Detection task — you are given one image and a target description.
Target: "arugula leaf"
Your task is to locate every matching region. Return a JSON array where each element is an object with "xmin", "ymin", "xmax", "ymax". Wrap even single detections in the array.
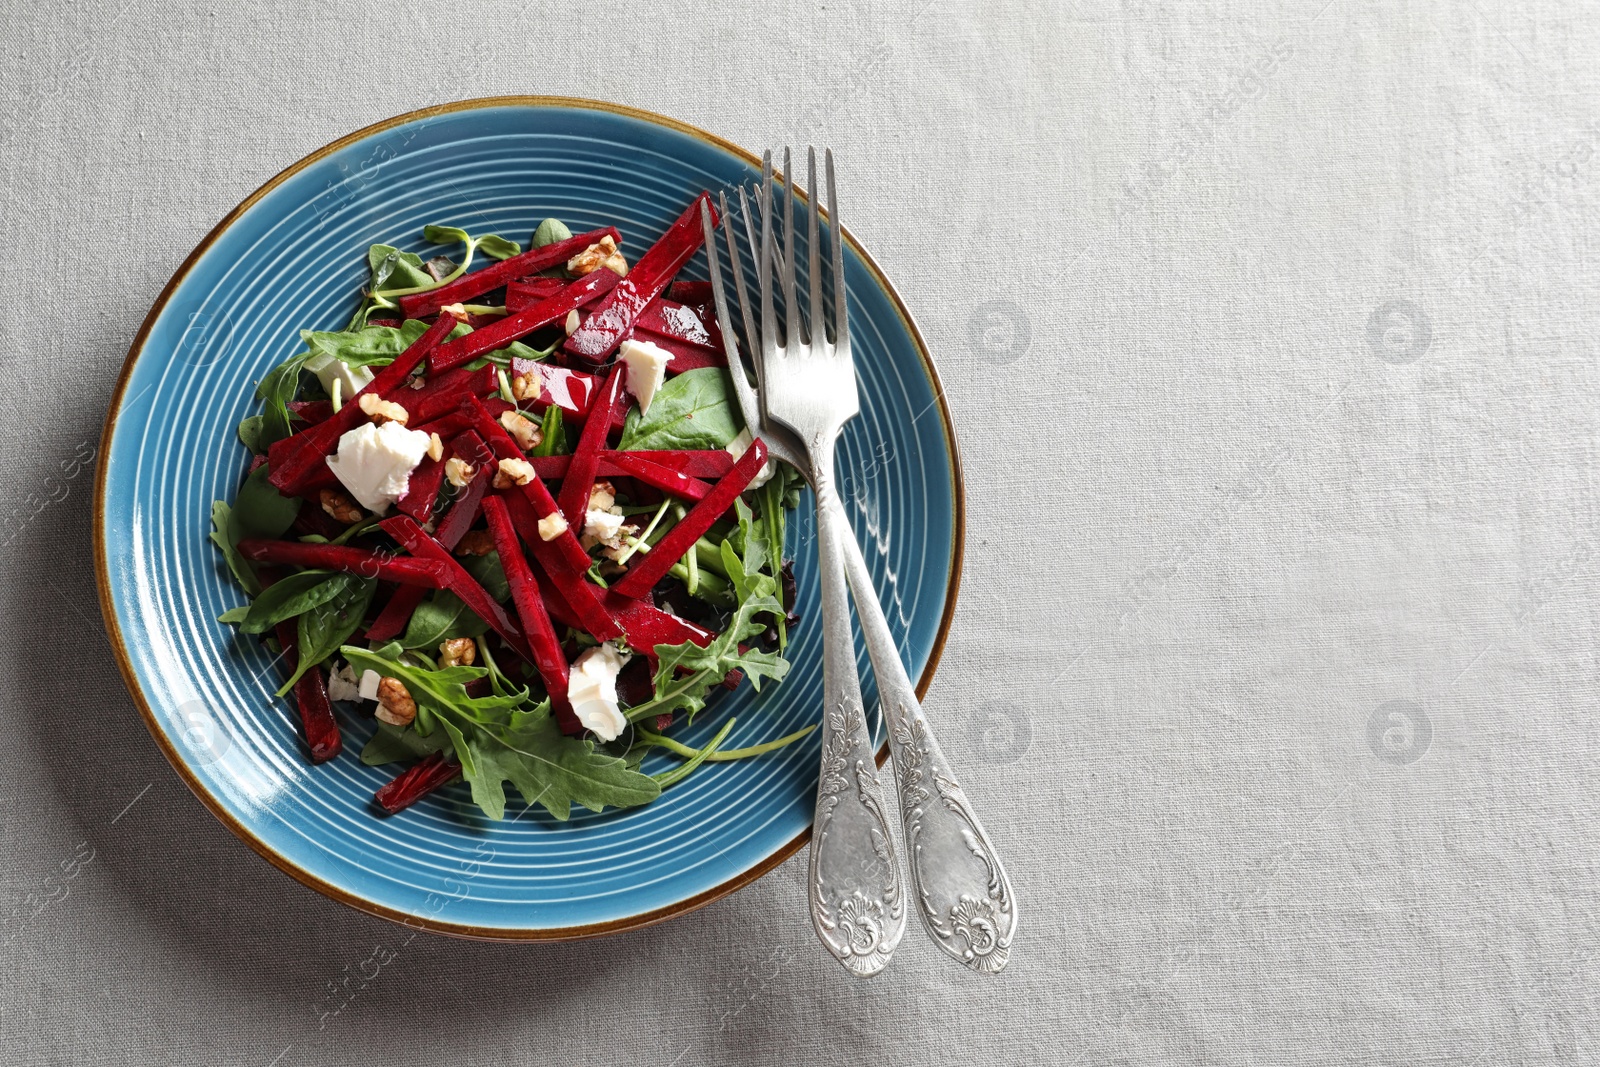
[
  {"xmin": 360, "ymin": 720, "xmax": 451, "ymax": 765},
  {"xmin": 618, "ymin": 368, "xmax": 741, "ymax": 451},
  {"xmin": 477, "ymin": 233, "xmax": 522, "ymax": 260},
  {"xmin": 340, "ymin": 646, "xmax": 659, "ymax": 820},
  {"xmin": 209, "ymin": 500, "xmax": 261, "ymax": 596},
  {"xmin": 232, "ymin": 463, "xmax": 300, "ymax": 540},
  {"xmin": 277, "ymin": 575, "xmax": 376, "ymax": 695},
  {"xmin": 532, "ymin": 218, "xmax": 572, "ymax": 248},
  {"xmin": 239, "ymin": 570, "xmax": 345, "ymax": 635},
  {"xmin": 651, "ymin": 717, "xmax": 736, "ymax": 788},
  {"xmin": 627, "ymin": 590, "xmax": 790, "ymax": 723}
]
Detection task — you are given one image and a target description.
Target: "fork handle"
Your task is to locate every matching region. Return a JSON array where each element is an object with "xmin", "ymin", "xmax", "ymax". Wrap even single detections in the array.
[
  {"xmin": 831, "ymin": 495, "xmax": 1018, "ymax": 973},
  {"xmin": 807, "ymin": 454, "xmax": 906, "ymax": 977}
]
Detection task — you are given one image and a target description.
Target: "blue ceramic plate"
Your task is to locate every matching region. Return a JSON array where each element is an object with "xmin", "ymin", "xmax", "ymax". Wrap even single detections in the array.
[{"xmin": 95, "ymin": 98, "xmax": 963, "ymax": 939}]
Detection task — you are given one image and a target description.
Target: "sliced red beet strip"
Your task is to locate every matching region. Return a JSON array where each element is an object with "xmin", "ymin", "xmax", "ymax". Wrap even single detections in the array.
[
  {"xmin": 431, "ymin": 432, "xmax": 494, "ymax": 551},
  {"xmin": 626, "ymin": 328, "xmax": 725, "ymax": 372},
  {"xmin": 507, "ymin": 358, "xmax": 600, "ymax": 423},
  {"xmin": 611, "ymin": 437, "xmax": 768, "ymax": 598},
  {"xmin": 635, "ymin": 296, "xmax": 723, "ymax": 351},
  {"xmin": 604, "ymin": 451, "xmax": 714, "ymax": 501},
  {"xmin": 270, "ymin": 315, "xmax": 457, "ymax": 493},
  {"xmin": 289, "ymin": 399, "xmax": 333, "ymax": 426},
  {"xmin": 557, "ymin": 364, "xmax": 625, "ymax": 527},
  {"xmin": 482, "ymin": 495, "xmax": 580, "ymax": 734},
  {"xmin": 237, "ymin": 540, "xmax": 451, "ymax": 587},
  {"xmin": 379, "ymin": 515, "xmax": 530, "ymax": 658},
  {"xmin": 397, "ymin": 227, "xmax": 620, "ymax": 319},
  {"xmin": 528, "ymin": 449, "xmax": 734, "ymax": 480},
  {"xmin": 564, "ymin": 194, "xmax": 717, "ymax": 363},
  {"xmin": 505, "ymin": 276, "xmax": 570, "ymax": 312},
  {"xmin": 500, "ymin": 491, "xmax": 622, "ymax": 642},
  {"xmin": 430, "ymin": 270, "xmax": 620, "ymax": 374},
  {"xmin": 666, "ymin": 280, "xmax": 713, "ymax": 305},
  {"xmin": 463, "ymin": 397, "xmax": 592, "ymax": 573},
  {"xmin": 405, "ymin": 364, "xmax": 499, "ymax": 424},
  {"xmin": 411, "ymin": 406, "xmax": 479, "ymax": 441},
  {"xmin": 365, "ymin": 583, "xmax": 428, "ymax": 641},
  {"xmin": 273, "ymin": 621, "xmax": 342, "ymax": 763},
  {"xmin": 374, "ymin": 752, "xmax": 462, "ymax": 814},
  {"xmin": 396, "ymin": 451, "xmax": 447, "ymax": 521}
]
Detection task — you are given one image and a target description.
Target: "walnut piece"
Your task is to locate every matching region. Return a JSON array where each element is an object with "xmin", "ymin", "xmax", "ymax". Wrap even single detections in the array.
[
  {"xmin": 494, "ymin": 457, "xmax": 535, "ymax": 488},
  {"xmin": 374, "ymin": 677, "xmax": 417, "ymax": 726},
  {"xmin": 444, "ymin": 457, "xmax": 475, "ymax": 488},
  {"xmin": 319, "ymin": 488, "xmax": 363, "ymax": 523},
  {"xmin": 500, "ymin": 410, "xmax": 543, "ymax": 452},
  {"xmin": 566, "ymin": 235, "xmax": 628, "ymax": 278},
  {"xmin": 358, "ymin": 392, "xmax": 409, "ymax": 426},
  {"xmin": 454, "ymin": 529, "xmax": 494, "ymax": 557},
  {"xmin": 438, "ymin": 637, "xmax": 477, "ymax": 668}
]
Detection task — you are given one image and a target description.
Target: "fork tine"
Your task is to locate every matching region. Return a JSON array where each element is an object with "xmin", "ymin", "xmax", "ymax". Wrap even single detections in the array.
[
  {"xmin": 780, "ymin": 146, "xmax": 802, "ymax": 353},
  {"xmin": 826, "ymin": 148, "xmax": 848, "ymax": 353},
  {"xmin": 806, "ymin": 147, "xmax": 825, "ymax": 348},
  {"xmin": 727, "ymin": 188, "xmax": 767, "ymax": 404},
  {"xmin": 759, "ymin": 151, "xmax": 777, "ymax": 365},
  {"xmin": 701, "ymin": 197, "xmax": 765, "ymax": 443}
]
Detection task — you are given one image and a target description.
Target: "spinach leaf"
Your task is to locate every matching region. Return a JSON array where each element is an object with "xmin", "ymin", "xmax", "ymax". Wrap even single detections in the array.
[
  {"xmin": 300, "ymin": 318, "xmax": 432, "ymax": 370},
  {"xmin": 617, "ymin": 368, "xmax": 741, "ymax": 451},
  {"xmin": 360, "ymin": 720, "xmax": 451, "ymax": 766},
  {"xmin": 208, "ymin": 500, "xmax": 261, "ymax": 596},
  {"xmin": 341, "ymin": 646, "xmax": 660, "ymax": 820},
  {"xmin": 232, "ymin": 463, "xmax": 300, "ymax": 540},
  {"xmin": 461, "ymin": 551, "xmax": 509, "ymax": 603},
  {"xmin": 277, "ymin": 575, "xmax": 377, "ymax": 695},
  {"xmin": 255, "ymin": 351, "xmax": 312, "ymax": 446},
  {"xmin": 237, "ymin": 414, "xmax": 266, "ymax": 455},
  {"xmin": 532, "ymin": 218, "xmax": 572, "ymax": 248},
  {"xmin": 368, "ymin": 244, "xmax": 432, "ymax": 292},
  {"xmin": 477, "ymin": 233, "xmax": 521, "ymax": 260},
  {"xmin": 239, "ymin": 570, "xmax": 345, "ymax": 635},
  {"xmin": 400, "ymin": 590, "xmax": 489, "ymax": 650},
  {"xmin": 216, "ymin": 605, "xmax": 250, "ymax": 624}
]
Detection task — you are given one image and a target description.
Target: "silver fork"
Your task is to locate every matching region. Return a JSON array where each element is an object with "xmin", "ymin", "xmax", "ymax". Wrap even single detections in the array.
[{"xmin": 701, "ymin": 149, "xmax": 1017, "ymax": 974}]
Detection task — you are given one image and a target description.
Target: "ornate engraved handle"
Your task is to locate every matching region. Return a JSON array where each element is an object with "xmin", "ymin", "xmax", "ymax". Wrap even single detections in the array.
[
  {"xmin": 808, "ymin": 460, "xmax": 905, "ymax": 977},
  {"xmin": 833, "ymin": 496, "xmax": 1017, "ymax": 973}
]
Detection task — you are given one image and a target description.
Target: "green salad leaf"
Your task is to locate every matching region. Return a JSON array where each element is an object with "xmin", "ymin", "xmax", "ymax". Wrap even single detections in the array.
[
  {"xmin": 618, "ymin": 367, "xmax": 741, "ymax": 451},
  {"xmin": 627, "ymin": 588, "xmax": 791, "ymax": 724},
  {"xmin": 239, "ymin": 570, "xmax": 346, "ymax": 635},
  {"xmin": 255, "ymin": 351, "xmax": 313, "ymax": 445},
  {"xmin": 368, "ymin": 244, "xmax": 432, "ymax": 292},
  {"xmin": 400, "ymin": 590, "xmax": 490, "ymax": 650},
  {"xmin": 232, "ymin": 463, "xmax": 300, "ymax": 540},
  {"xmin": 208, "ymin": 500, "xmax": 261, "ymax": 597},
  {"xmin": 300, "ymin": 318, "xmax": 432, "ymax": 370},
  {"xmin": 361, "ymin": 719, "xmax": 452, "ymax": 765},
  {"xmin": 477, "ymin": 233, "xmax": 522, "ymax": 260},
  {"xmin": 532, "ymin": 218, "xmax": 572, "ymax": 248},
  {"xmin": 340, "ymin": 646, "xmax": 660, "ymax": 820},
  {"xmin": 277, "ymin": 575, "xmax": 376, "ymax": 695}
]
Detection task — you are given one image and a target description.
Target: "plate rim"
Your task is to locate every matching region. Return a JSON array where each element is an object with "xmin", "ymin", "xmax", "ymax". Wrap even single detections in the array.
[{"xmin": 93, "ymin": 95, "xmax": 966, "ymax": 941}]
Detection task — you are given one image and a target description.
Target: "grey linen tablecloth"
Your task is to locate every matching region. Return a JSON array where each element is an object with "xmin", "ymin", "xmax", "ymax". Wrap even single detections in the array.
[{"xmin": 4, "ymin": 0, "xmax": 1597, "ymax": 1063}]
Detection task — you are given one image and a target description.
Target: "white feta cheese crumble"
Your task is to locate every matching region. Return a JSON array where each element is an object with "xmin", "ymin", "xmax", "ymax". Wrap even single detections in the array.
[
  {"xmin": 325, "ymin": 420, "xmax": 432, "ymax": 514},
  {"xmin": 725, "ymin": 428, "xmax": 777, "ymax": 490},
  {"xmin": 326, "ymin": 663, "xmax": 362, "ymax": 703},
  {"xmin": 583, "ymin": 508, "xmax": 625, "ymax": 547},
  {"xmin": 304, "ymin": 352, "xmax": 374, "ymax": 403},
  {"xmin": 618, "ymin": 337, "xmax": 673, "ymax": 416},
  {"xmin": 357, "ymin": 669, "xmax": 383, "ymax": 701},
  {"xmin": 567, "ymin": 642, "xmax": 631, "ymax": 741}
]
